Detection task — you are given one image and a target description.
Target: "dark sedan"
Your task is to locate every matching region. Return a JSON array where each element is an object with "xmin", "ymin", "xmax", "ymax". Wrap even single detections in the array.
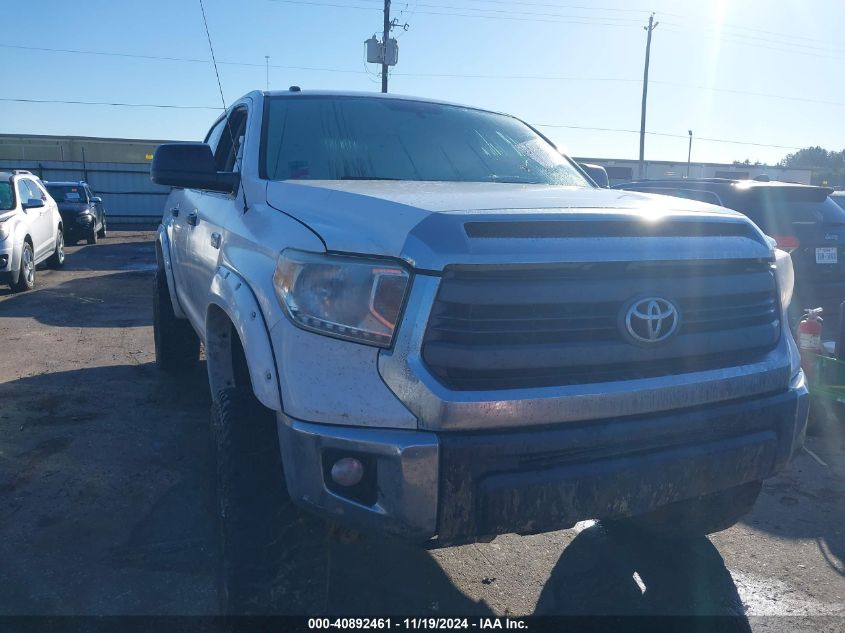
[{"xmin": 44, "ymin": 181, "xmax": 107, "ymax": 245}]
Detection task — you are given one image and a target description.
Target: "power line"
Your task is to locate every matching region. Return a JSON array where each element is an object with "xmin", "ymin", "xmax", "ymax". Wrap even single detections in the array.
[
  {"xmin": 660, "ymin": 25, "xmax": 845, "ymax": 63},
  {"xmin": 0, "ymin": 97, "xmax": 217, "ymax": 109},
  {"xmin": 335, "ymin": 0, "xmax": 643, "ymax": 23},
  {"xmin": 385, "ymin": 0, "xmax": 843, "ymax": 52},
  {"xmin": 532, "ymin": 123, "xmax": 803, "ymax": 150},
  {"xmin": 266, "ymin": 0, "xmax": 639, "ymax": 27},
  {"xmin": 6, "ymin": 42, "xmax": 845, "ymax": 110},
  {"xmin": 268, "ymin": 0, "xmax": 845, "ymax": 54}
]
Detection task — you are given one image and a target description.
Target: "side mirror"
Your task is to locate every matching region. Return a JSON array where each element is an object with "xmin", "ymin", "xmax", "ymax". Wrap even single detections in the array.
[
  {"xmin": 23, "ymin": 198, "xmax": 45, "ymax": 210},
  {"xmin": 151, "ymin": 143, "xmax": 239, "ymax": 194},
  {"xmin": 90, "ymin": 196, "xmax": 103, "ymax": 204},
  {"xmin": 579, "ymin": 162, "xmax": 610, "ymax": 188}
]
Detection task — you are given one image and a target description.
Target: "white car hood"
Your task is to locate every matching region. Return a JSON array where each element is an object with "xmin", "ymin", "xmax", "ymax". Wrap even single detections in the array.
[{"xmin": 265, "ymin": 180, "xmax": 768, "ymax": 270}]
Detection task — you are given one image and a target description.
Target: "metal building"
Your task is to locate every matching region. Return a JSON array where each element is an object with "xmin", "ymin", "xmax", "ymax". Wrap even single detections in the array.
[
  {"xmin": 575, "ymin": 157, "xmax": 814, "ymax": 186},
  {"xmin": 0, "ymin": 134, "xmax": 176, "ymax": 228}
]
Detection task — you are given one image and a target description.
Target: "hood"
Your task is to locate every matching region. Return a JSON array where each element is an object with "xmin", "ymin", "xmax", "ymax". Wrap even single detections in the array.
[
  {"xmin": 265, "ymin": 180, "xmax": 770, "ymax": 270},
  {"xmin": 57, "ymin": 202, "xmax": 93, "ymax": 216}
]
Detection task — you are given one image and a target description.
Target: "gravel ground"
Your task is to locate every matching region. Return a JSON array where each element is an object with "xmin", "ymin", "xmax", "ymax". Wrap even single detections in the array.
[{"xmin": 0, "ymin": 232, "xmax": 843, "ymax": 629}]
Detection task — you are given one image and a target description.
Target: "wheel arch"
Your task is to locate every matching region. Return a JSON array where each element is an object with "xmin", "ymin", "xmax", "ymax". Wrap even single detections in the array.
[
  {"xmin": 155, "ymin": 226, "xmax": 187, "ymax": 319},
  {"xmin": 206, "ymin": 266, "xmax": 282, "ymax": 412}
]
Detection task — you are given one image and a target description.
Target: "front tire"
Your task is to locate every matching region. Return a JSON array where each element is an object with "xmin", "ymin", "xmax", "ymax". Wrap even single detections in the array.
[
  {"xmin": 11, "ymin": 241, "xmax": 35, "ymax": 292},
  {"xmin": 97, "ymin": 215, "xmax": 107, "ymax": 239},
  {"xmin": 153, "ymin": 267, "xmax": 199, "ymax": 371},
  {"xmin": 607, "ymin": 480, "xmax": 763, "ymax": 539},
  {"xmin": 48, "ymin": 230, "xmax": 65, "ymax": 269},
  {"xmin": 213, "ymin": 387, "xmax": 329, "ymax": 614},
  {"xmin": 87, "ymin": 226, "xmax": 98, "ymax": 245}
]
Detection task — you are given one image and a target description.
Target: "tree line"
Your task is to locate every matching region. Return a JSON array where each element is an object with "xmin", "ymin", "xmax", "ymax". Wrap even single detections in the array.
[{"xmin": 735, "ymin": 146, "xmax": 845, "ymax": 187}]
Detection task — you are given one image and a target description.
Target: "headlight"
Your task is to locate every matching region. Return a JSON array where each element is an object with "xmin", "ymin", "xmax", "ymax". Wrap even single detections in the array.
[
  {"xmin": 77, "ymin": 214, "xmax": 93, "ymax": 225},
  {"xmin": 774, "ymin": 247, "xmax": 794, "ymax": 310},
  {"xmin": 273, "ymin": 249, "xmax": 411, "ymax": 347}
]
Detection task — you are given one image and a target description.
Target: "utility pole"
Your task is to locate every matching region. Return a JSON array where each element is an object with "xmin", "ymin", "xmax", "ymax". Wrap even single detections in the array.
[
  {"xmin": 638, "ymin": 13, "xmax": 658, "ymax": 180},
  {"xmin": 265, "ymin": 56, "xmax": 270, "ymax": 91},
  {"xmin": 382, "ymin": 0, "xmax": 391, "ymax": 93},
  {"xmin": 687, "ymin": 130, "xmax": 693, "ymax": 178}
]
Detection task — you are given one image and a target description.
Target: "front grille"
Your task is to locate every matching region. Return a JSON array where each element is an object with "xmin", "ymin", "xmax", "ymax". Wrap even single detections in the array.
[{"xmin": 422, "ymin": 260, "xmax": 780, "ymax": 390}]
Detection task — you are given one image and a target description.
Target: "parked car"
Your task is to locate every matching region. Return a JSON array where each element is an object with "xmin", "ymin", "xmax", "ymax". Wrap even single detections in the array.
[
  {"xmin": 0, "ymin": 170, "xmax": 65, "ymax": 292},
  {"xmin": 151, "ymin": 90, "xmax": 808, "ymax": 613},
  {"xmin": 614, "ymin": 178, "xmax": 845, "ymax": 326},
  {"xmin": 44, "ymin": 181, "xmax": 107, "ymax": 245}
]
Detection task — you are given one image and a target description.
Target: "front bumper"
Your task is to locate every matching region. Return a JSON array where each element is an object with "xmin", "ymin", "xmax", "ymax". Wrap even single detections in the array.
[
  {"xmin": 278, "ymin": 372, "xmax": 809, "ymax": 543},
  {"xmin": 64, "ymin": 221, "xmax": 94, "ymax": 240},
  {"xmin": 0, "ymin": 247, "xmax": 13, "ymax": 284}
]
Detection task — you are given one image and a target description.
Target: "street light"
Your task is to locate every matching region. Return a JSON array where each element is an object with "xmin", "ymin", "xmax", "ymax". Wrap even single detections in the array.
[{"xmin": 687, "ymin": 130, "xmax": 693, "ymax": 178}]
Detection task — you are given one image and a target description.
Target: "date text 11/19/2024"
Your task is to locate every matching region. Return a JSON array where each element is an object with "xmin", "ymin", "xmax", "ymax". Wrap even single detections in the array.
[{"xmin": 308, "ymin": 619, "xmax": 528, "ymax": 630}]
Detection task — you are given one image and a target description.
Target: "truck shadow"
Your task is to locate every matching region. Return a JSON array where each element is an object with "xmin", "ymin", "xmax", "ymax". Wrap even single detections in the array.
[
  {"xmin": 0, "ymin": 270, "xmax": 152, "ymax": 328},
  {"xmin": 536, "ymin": 523, "xmax": 749, "ymax": 622},
  {"xmin": 60, "ymin": 235, "xmax": 156, "ymax": 273}
]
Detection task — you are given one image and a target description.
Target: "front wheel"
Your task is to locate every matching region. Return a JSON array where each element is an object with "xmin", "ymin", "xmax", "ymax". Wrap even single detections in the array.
[
  {"xmin": 213, "ymin": 387, "xmax": 329, "ymax": 614},
  {"xmin": 87, "ymin": 226, "xmax": 98, "ymax": 245},
  {"xmin": 47, "ymin": 230, "xmax": 65, "ymax": 269},
  {"xmin": 606, "ymin": 480, "xmax": 763, "ymax": 539},
  {"xmin": 97, "ymin": 215, "xmax": 107, "ymax": 239},
  {"xmin": 11, "ymin": 241, "xmax": 35, "ymax": 292}
]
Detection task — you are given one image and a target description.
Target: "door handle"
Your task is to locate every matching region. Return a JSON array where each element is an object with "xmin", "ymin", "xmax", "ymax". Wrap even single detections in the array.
[
  {"xmin": 186, "ymin": 211, "xmax": 199, "ymax": 226},
  {"xmin": 210, "ymin": 232, "xmax": 221, "ymax": 249},
  {"xmin": 170, "ymin": 207, "xmax": 180, "ymax": 217}
]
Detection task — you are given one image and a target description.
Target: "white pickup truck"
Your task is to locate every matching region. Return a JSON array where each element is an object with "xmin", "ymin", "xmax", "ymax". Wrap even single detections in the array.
[{"xmin": 151, "ymin": 89, "xmax": 808, "ymax": 613}]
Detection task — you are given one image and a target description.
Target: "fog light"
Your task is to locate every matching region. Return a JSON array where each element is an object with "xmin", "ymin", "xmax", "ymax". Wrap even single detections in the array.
[{"xmin": 330, "ymin": 457, "xmax": 364, "ymax": 487}]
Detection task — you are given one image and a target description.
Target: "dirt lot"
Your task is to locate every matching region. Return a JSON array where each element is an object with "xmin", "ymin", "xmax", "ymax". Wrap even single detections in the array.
[{"xmin": 1, "ymin": 232, "xmax": 843, "ymax": 628}]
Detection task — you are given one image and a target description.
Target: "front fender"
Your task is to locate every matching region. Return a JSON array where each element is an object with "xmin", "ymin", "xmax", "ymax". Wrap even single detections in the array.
[
  {"xmin": 156, "ymin": 225, "xmax": 186, "ymax": 319},
  {"xmin": 6, "ymin": 219, "xmax": 30, "ymax": 275},
  {"xmin": 207, "ymin": 266, "xmax": 282, "ymax": 412}
]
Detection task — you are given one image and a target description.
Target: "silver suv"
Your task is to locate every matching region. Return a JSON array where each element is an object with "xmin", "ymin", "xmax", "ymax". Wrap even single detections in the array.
[
  {"xmin": 151, "ymin": 90, "xmax": 809, "ymax": 613},
  {"xmin": 0, "ymin": 170, "xmax": 65, "ymax": 292}
]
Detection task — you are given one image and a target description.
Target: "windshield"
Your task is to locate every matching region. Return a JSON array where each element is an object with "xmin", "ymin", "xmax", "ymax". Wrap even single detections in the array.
[
  {"xmin": 262, "ymin": 96, "xmax": 591, "ymax": 186},
  {"xmin": 0, "ymin": 182, "xmax": 12, "ymax": 211},
  {"xmin": 46, "ymin": 184, "xmax": 87, "ymax": 203}
]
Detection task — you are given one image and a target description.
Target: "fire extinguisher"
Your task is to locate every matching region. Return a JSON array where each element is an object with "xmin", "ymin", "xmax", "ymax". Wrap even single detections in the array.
[{"xmin": 797, "ymin": 307, "xmax": 823, "ymax": 380}]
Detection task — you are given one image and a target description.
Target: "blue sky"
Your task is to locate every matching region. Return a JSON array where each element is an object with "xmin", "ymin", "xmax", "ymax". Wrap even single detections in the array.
[{"xmin": 2, "ymin": 0, "xmax": 844, "ymax": 165}]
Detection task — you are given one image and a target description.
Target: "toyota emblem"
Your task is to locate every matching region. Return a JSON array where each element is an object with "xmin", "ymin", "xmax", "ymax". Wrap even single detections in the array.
[{"xmin": 623, "ymin": 297, "xmax": 680, "ymax": 344}]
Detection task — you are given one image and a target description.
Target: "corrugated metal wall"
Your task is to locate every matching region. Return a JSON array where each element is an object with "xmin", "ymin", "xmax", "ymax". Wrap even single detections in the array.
[{"xmin": 0, "ymin": 159, "xmax": 166, "ymax": 228}]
